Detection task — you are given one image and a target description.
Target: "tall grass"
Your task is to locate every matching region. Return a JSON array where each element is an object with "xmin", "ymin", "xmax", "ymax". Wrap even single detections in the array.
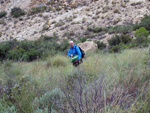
[{"xmin": 0, "ymin": 49, "xmax": 149, "ymax": 112}]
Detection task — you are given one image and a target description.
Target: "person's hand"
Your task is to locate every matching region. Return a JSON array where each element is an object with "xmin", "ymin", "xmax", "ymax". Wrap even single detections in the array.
[{"xmin": 70, "ymin": 54, "xmax": 73, "ymax": 57}]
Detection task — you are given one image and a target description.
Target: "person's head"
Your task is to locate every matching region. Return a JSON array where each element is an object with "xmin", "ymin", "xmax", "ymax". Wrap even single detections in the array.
[{"xmin": 69, "ymin": 41, "xmax": 74, "ymax": 47}]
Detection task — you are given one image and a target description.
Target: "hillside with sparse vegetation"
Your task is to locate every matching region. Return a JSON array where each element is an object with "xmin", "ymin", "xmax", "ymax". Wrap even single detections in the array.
[{"xmin": 0, "ymin": 0, "xmax": 150, "ymax": 112}]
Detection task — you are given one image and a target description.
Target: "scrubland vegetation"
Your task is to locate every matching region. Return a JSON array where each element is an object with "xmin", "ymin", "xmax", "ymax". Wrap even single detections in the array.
[
  {"xmin": 0, "ymin": 48, "xmax": 150, "ymax": 112},
  {"xmin": 0, "ymin": 14, "xmax": 150, "ymax": 62},
  {"xmin": 0, "ymin": 1, "xmax": 150, "ymax": 112}
]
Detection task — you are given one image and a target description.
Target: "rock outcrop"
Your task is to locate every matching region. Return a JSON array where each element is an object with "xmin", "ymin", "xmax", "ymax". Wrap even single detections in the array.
[
  {"xmin": 0, "ymin": 0, "xmax": 150, "ymax": 42},
  {"xmin": 78, "ymin": 41, "xmax": 98, "ymax": 52}
]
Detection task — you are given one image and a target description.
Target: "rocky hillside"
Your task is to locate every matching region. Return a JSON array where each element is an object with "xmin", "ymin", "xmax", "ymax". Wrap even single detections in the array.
[{"xmin": 0, "ymin": 0, "xmax": 150, "ymax": 43}]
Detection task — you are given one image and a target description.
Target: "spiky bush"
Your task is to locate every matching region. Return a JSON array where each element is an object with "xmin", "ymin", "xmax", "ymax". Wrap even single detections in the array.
[
  {"xmin": 92, "ymin": 27, "xmax": 103, "ymax": 33},
  {"xmin": 11, "ymin": 7, "xmax": 25, "ymax": 18},
  {"xmin": 0, "ymin": 11, "xmax": 7, "ymax": 18},
  {"xmin": 28, "ymin": 6, "xmax": 46, "ymax": 15},
  {"xmin": 56, "ymin": 7, "xmax": 62, "ymax": 11}
]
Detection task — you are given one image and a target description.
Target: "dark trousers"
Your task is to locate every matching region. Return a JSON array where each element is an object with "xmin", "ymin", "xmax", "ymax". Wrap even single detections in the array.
[{"xmin": 73, "ymin": 59, "xmax": 83, "ymax": 67}]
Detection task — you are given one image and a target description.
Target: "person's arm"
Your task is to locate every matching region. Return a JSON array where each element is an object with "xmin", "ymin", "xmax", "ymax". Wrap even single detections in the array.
[
  {"xmin": 76, "ymin": 46, "xmax": 81, "ymax": 60},
  {"xmin": 68, "ymin": 48, "xmax": 72, "ymax": 57}
]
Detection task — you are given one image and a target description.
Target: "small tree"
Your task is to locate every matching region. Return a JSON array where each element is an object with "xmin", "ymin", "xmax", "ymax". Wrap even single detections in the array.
[{"xmin": 134, "ymin": 27, "xmax": 149, "ymax": 44}]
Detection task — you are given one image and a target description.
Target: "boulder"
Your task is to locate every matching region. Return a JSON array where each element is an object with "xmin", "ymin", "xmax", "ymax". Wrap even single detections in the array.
[
  {"xmin": 74, "ymin": 12, "xmax": 78, "ymax": 14},
  {"xmin": 77, "ymin": 41, "xmax": 98, "ymax": 52}
]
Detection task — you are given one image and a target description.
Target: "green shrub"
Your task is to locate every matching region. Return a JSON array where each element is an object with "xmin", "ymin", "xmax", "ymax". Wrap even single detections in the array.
[
  {"xmin": 3, "ymin": 59, "xmax": 12, "ymax": 69},
  {"xmin": 79, "ymin": 36, "xmax": 88, "ymax": 43},
  {"xmin": 0, "ymin": 32, "xmax": 2, "ymax": 37},
  {"xmin": 0, "ymin": 20, "xmax": 6, "ymax": 25},
  {"xmin": 108, "ymin": 35, "xmax": 121, "ymax": 46},
  {"xmin": 106, "ymin": 14, "xmax": 150, "ymax": 34},
  {"xmin": 50, "ymin": 0, "xmax": 54, "ymax": 5},
  {"xmin": 56, "ymin": 7, "xmax": 62, "ymax": 11},
  {"xmin": 86, "ymin": 8, "xmax": 90, "ymax": 11},
  {"xmin": 42, "ymin": 25, "xmax": 49, "ymax": 31},
  {"xmin": 119, "ymin": 34, "xmax": 132, "ymax": 44},
  {"xmin": 46, "ymin": 6, "xmax": 52, "ymax": 12},
  {"xmin": 87, "ymin": 27, "xmax": 93, "ymax": 32},
  {"xmin": 109, "ymin": 45, "xmax": 121, "ymax": 52},
  {"xmin": 95, "ymin": 41, "xmax": 106, "ymax": 50},
  {"xmin": 0, "ymin": 100, "xmax": 17, "ymax": 113},
  {"xmin": 28, "ymin": 6, "xmax": 46, "ymax": 15},
  {"xmin": 134, "ymin": 27, "xmax": 149, "ymax": 44},
  {"xmin": 124, "ymin": 0, "xmax": 129, "ymax": 3},
  {"xmin": 11, "ymin": 7, "xmax": 25, "ymax": 18},
  {"xmin": 55, "ymin": 21, "xmax": 65, "ymax": 27},
  {"xmin": 113, "ymin": 9, "xmax": 120, "ymax": 13},
  {"xmin": 0, "ymin": 11, "xmax": 7, "ymax": 18},
  {"xmin": 58, "ymin": 39, "xmax": 69, "ymax": 52},
  {"xmin": 0, "ymin": 36, "xmax": 62, "ymax": 61},
  {"xmin": 0, "ymin": 41, "xmax": 12, "ymax": 61},
  {"xmin": 53, "ymin": 58, "xmax": 67, "ymax": 67},
  {"xmin": 7, "ymin": 47, "xmax": 26, "ymax": 61},
  {"xmin": 109, "ymin": 43, "xmax": 129, "ymax": 53},
  {"xmin": 102, "ymin": 6, "xmax": 110, "ymax": 13},
  {"xmin": 93, "ymin": 27, "xmax": 103, "ymax": 33},
  {"xmin": 11, "ymin": 76, "xmax": 36, "ymax": 112},
  {"xmin": 108, "ymin": 25, "xmax": 133, "ymax": 34},
  {"xmin": 32, "ymin": 88, "xmax": 64, "ymax": 111},
  {"xmin": 113, "ymin": 18, "xmax": 121, "ymax": 25},
  {"xmin": 108, "ymin": 34, "xmax": 132, "ymax": 46},
  {"xmin": 52, "ymin": 21, "xmax": 56, "ymax": 24},
  {"xmin": 19, "ymin": 17, "xmax": 23, "ymax": 21},
  {"xmin": 65, "ymin": 16, "xmax": 73, "ymax": 22},
  {"xmin": 64, "ymin": 6, "xmax": 68, "ymax": 10},
  {"xmin": 131, "ymin": 2, "xmax": 142, "ymax": 6},
  {"xmin": 71, "ymin": 4, "xmax": 77, "ymax": 9},
  {"xmin": 82, "ymin": 17, "xmax": 86, "ymax": 23},
  {"xmin": 140, "ymin": 14, "xmax": 150, "ymax": 30},
  {"xmin": 132, "ymin": 23, "xmax": 141, "ymax": 31}
]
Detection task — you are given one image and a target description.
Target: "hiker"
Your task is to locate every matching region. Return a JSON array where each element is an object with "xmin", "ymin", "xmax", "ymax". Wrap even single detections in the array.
[{"xmin": 68, "ymin": 41, "xmax": 83, "ymax": 67}]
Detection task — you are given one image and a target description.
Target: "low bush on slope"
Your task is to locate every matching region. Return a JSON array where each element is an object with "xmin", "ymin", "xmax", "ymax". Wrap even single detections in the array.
[
  {"xmin": 11, "ymin": 7, "xmax": 25, "ymax": 18},
  {"xmin": 0, "ymin": 11, "xmax": 7, "ymax": 18}
]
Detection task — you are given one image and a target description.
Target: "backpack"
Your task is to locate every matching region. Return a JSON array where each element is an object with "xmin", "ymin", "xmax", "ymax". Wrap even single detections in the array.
[{"xmin": 75, "ymin": 46, "xmax": 85, "ymax": 58}]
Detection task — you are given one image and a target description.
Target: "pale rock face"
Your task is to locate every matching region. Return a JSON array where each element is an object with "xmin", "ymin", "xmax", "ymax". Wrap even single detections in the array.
[
  {"xmin": 0, "ymin": 0, "xmax": 150, "ymax": 42},
  {"xmin": 77, "ymin": 41, "xmax": 98, "ymax": 52},
  {"xmin": 130, "ymin": 0, "xmax": 145, "ymax": 2},
  {"xmin": 42, "ymin": 13, "xmax": 51, "ymax": 18},
  {"xmin": 0, "ymin": 0, "xmax": 31, "ymax": 13}
]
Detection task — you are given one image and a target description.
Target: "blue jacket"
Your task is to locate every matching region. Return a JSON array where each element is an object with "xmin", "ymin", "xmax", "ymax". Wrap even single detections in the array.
[{"xmin": 68, "ymin": 44, "xmax": 81, "ymax": 60}]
